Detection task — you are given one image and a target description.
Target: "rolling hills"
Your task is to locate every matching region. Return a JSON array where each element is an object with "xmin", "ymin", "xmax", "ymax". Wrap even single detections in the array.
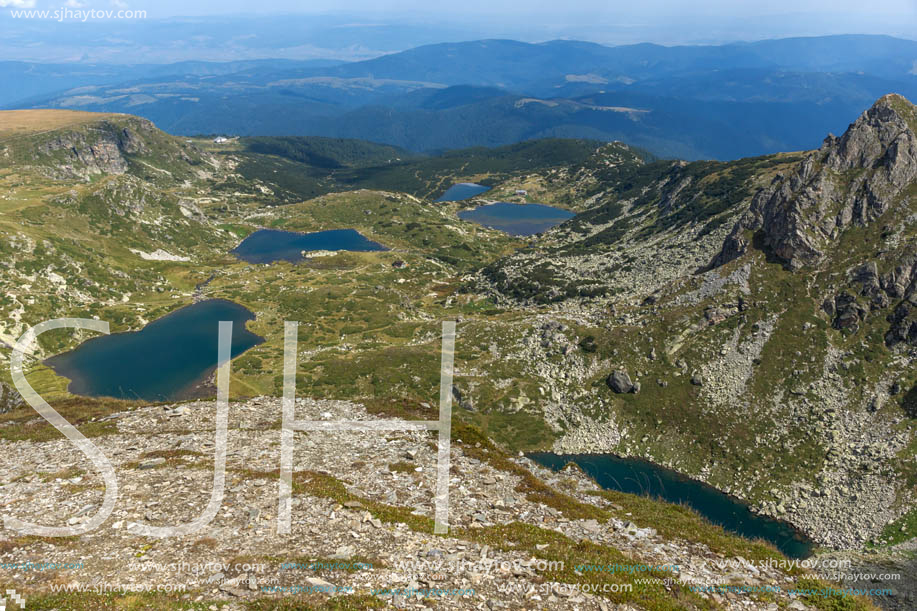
[{"xmin": 11, "ymin": 35, "xmax": 917, "ymax": 159}]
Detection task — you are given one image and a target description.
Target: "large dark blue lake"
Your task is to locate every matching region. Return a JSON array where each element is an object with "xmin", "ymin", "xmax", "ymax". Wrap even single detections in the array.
[
  {"xmin": 45, "ymin": 299, "xmax": 263, "ymax": 402},
  {"xmin": 233, "ymin": 228, "xmax": 386, "ymax": 264},
  {"xmin": 529, "ymin": 452, "xmax": 814, "ymax": 559},
  {"xmin": 435, "ymin": 183, "xmax": 491, "ymax": 202},
  {"xmin": 458, "ymin": 202, "xmax": 574, "ymax": 236}
]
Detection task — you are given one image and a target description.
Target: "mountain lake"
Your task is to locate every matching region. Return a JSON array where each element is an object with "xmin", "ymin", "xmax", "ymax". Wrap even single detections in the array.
[
  {"xmin": 435, "ymin": 183, "xmax": 491, "ymax": 202},
  {"xmin": 530, "ymin": 452, "xmax": 815, "ymax": 558},
  {"xmin": 45, "ymin": 299, "xmax": 263, "ymax": 402},
  {"xmin": 232, "ymin": 228, "xmax": 387, "ymax": 264},
  {"xmin": 458, "ymin": 202, "xmax": 574, "ymax": 236}
]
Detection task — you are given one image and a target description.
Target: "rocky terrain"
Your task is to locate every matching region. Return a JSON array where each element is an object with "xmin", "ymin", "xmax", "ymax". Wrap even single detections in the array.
[
  {"xmin": 477, "ymin": 95, "xmax": 917, "ymax": 551},
  {"xmin": 0, "ymin": 396, "xmax": 882, "ymax": 610}
]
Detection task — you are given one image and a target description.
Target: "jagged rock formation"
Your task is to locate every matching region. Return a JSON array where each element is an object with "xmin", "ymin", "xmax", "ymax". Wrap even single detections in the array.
[
  {"xmin": 714, "ymin": 94, "xmax": 917, "ymax": 271},
  {"xmin": 1, "ymin": 113, "xmax": 211, "ymax": 182},
  {"xmin": 714, "ymin": 94, "xmax": 917, "ymax": 349}
]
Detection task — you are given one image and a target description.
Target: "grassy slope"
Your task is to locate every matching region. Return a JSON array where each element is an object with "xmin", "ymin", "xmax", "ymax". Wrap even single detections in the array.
[{"xmin": 0, "ymin": 110, "xmax": 123, "ymax": 140}]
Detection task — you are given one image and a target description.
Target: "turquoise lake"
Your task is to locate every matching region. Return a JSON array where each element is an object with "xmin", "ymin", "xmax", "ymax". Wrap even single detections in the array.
[
  {"xmin": 529, "ymin": 452, "xmax": 814, "ymax": 559},
  {"xmin": 233, "ymin": 228, "xmax": 386, "ymax": 264},
  {"xmin": 458, "ymin": 202, "xmax": 575, "ymax": 236},
  {"xmin": 45, "ymin": 299, "xmax": 263, "ymax": 402}
]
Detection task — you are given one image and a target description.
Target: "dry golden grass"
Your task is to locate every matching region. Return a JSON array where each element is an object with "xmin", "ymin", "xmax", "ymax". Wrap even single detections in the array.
[{"xmin": 0, "ymin": 109, "xmax": 121, "ymax": 140}]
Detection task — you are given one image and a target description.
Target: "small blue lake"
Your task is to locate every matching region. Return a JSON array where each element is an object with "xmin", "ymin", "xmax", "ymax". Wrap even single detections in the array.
[
  {"xmin": 529, "ymin": 452, "xmax": 814, "ymax": 559},
  {"xmin": 458, "ymin": 202, "xmax": 575, "ymax": 236},
  {"xmin": 435, "ymin": 183, "xmax": 491, "ymax": 202},
  {"xmin": 45, "ymin": 299, "xmax": 263, "ymax": 402},
  {"xmin": 232, "ymin": 228, "xmax": 387, "ymax": 264}
]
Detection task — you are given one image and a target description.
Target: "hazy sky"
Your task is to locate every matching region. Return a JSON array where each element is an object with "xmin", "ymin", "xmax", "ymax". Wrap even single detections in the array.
[
  {"xmin": 1, "ymin": 0, "xmax": 914, "ymax": 63},
  {"xmin": 101, "ymin": 0, "xmax": 917, "ymax": 19},
  {"xmin": 131, "ymin": 0, "xmax": 917, "ymax": 44},
  {"xmin": 3, "ymin": 0, "xmax": 916, "ymax": 21}
]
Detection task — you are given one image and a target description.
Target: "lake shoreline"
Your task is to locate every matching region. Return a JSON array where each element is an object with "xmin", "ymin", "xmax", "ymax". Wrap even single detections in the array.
[
  {"xmin": 232, "ymin": 228, "xmax": 387, "ymax": 264},
  {"xmin": 44, "ymin": 298, "xmax": 264, "ymax": 402},
  {"xmin": 529, "ymin": 451, "xmax": 816, "ymax": 559},
  {"xmin": 458, "ymin": 201, "xmax": 575, "ymax": 236}
]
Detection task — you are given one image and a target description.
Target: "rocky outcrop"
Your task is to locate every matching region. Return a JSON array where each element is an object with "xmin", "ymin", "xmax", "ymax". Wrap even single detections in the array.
[
  {"xmin": 713, "ymin": 94, "xmax": 917, "ymax": 270},
  {"xmin": 886, "ymin": 297, "xmax": 917, "ymax": 348},
  {"xmin": 828, "ymin": 292, "xmax": 869, "ymax": 332},
  {"xmin": 713, "ymin": 95, "xmax": 917, "ymax": 349},
  {"xmin": 822, "ymin": 252, "xmax": 917, "ymax": 347},
  {"xmin": 34, "ymin": 118, "xmax": 156, "ymax": 180},
  {"xmin": 1, "ymin": 114, "xmax": 212, "ymax": 184},
  {"xmin": 881, "ymin": 253, "xmax": 917, "ymax": 300},
  {"xmin": 880, "ymin": 253, "xmax": 917, "ymax": 348},
  {"xmin": 452, "ymin": 384, "xmax": 475, "ymax": 411},
  {"xmin": 0, "ymin": 381, "xmax": 24, "ymax": 414}
]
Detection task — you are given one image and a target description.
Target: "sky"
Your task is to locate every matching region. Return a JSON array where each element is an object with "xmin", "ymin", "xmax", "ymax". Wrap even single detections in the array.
[
  {"xmin": 58, "ymin": 0, "xmax": 917, "ymax": 19},
  {"xmin": 2, "ymin": 0, "xmax": 915, "ymax": 21},
  {"xmin": 0, "ymin": 0, "xmax": 914, "ymax": 63}
]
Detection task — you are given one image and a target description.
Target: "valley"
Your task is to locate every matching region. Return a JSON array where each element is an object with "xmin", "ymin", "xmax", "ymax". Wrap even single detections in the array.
[{"xmin": 0, "ymin": 97, "xmax": 914, "ymax": 609}]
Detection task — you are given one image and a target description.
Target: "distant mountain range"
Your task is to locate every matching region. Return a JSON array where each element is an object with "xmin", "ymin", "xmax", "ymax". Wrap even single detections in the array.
[{"xmin": 8, "ymin": 34, "xmax": 917, "ymax": 159}]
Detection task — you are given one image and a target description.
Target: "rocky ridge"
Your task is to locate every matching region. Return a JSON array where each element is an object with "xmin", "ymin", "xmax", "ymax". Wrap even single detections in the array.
[
  {"xmin": 1, "ymin": 114, "xmax": 215, "ymax": 183},
  {"xmin": 471, "ymin": 96, "xmax": 917, "ymax": 553},
  {"xmin": 0, "ymin": 396, "xmax": 874, "ymax": 609},
  {"xmin": 714, "ymin": 94, "xmax": 917, "ymax": 271}
]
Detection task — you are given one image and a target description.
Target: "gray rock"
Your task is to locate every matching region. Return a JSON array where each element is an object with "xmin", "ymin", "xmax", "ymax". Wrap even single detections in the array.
[
  {"xmin": 138, "ymin": 457, "xmax": 166, "ymax": 469},
  {"xmin": 885, "ymin": 300, "xmax": 917, "ymax": 348},
  {"xmin": 0, "ymin": 381, "xmax": 24, "ymax": 415},
  {"xmin": 607, "ymin": 370, "xmax": 634, "ymax": 394},
  {"xmin": 712, "ymin": 95, "xmax": 917, "ymax": 271},
  {"xmin": 452, "ymin": 385, "xmax": 474, "ymax": 411}
]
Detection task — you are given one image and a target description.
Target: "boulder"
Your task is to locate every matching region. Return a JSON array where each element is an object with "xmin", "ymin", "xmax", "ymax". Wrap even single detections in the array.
[{"xmin": 607, "ymin": 371, "xmax": 634, "ymax": 394}]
